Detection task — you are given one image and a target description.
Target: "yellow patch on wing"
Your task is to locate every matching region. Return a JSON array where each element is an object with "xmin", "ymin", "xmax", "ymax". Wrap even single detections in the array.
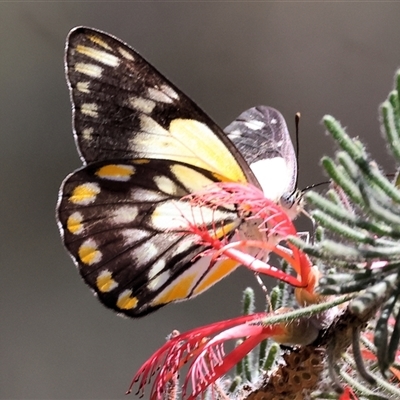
[
  {"xmin": 152, "ymin": 274, "xmax": 197, "ymax": 305},
  {"xmin": 96, "ymin": 270, "xmax": 118, "ymax": 292},
  {"xmin": 132, "ymin": 159, "xmax": 151, "ymax": 164},
  {"xmin": 132, "ymin": 117, "xmax": 246, "ymax": 182},
  {"xmin": 87, "ymin": 34, "xmax": 112, "ymax": 50},
  {"xmin": 117, "ymin": 290, "xmax": 138, "ymax": 310},
  {"xmin": 67, "ymin": 212, "xmax": 84, "ymax": 234},
  {"xmin": 95, "ymin": 164, "xmax": 135, "ymax": 181},
  {"xmin": 192, "ymin": 259, "xmax": 239, "ymax": 296},
  {"xmin": 211, "ymin": 222, "xmax": 238, "ymax": 240},
  {"xmin": 69, "ymin": 183, "xmax": 100, "ymax": 205},
  {"xmin": 78, "ymin": 239, "xmax": 102, "ymax": 265},
  {"xmin": 169, "ymin": 119, "xmax": 246, "ymax": 182},
  {"xmin": 170, "ymin": 163, "xmax": 215, "ymax": 192}
]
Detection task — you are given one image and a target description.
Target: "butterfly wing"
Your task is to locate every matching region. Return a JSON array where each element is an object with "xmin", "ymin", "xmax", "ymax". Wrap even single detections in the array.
[
  {"xmin": 57, "ymin": 159, "xmax": 242, "ymax": 317},
  {"xmin": 59, "ymin": 28, "xmax": 295, "ymax": 317},
  {"xmin": 65, "ymin": 26, "xmax": 258, "ymax": 187},
  {"xmin": 224, "ymin": 106, "xmax": 297, "ymax": 203}
]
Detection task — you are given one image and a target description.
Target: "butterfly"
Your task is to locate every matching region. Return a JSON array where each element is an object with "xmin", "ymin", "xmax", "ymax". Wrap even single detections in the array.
[{"xmin": 56, "ymin": 27, "xmax": 299, "ymax": 317}]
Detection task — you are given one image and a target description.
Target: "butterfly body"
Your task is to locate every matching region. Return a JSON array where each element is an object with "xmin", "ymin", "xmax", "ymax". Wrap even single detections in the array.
[{"xmin": 57, "ymin": 27, "xmax": 298, "ymax": 317}]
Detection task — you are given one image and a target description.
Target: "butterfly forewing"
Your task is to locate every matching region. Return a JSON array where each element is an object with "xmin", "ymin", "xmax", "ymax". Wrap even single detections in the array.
[
  {"xmin": 58, "ymin": 159, "xmax": 242, "ymax": 317},
  {"xmin": 66, "ymin": 27, "xmax": 258, "ymax": 186}
]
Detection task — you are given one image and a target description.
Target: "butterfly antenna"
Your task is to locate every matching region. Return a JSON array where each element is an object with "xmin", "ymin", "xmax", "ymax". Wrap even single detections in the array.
[
  {"xmin": 286, "ymin": 112, "xmax": 301, "ymax": 203},
  {"xmin": 294, "ymin": 112, "xmax": 301, "ymax": 190},
  {"xmin": 302, "ymin": 181, "xmax": 330, "ymax": 192},
  {"xmin": 294, "ymin": 114, "xmax": 330, "ymax": 196}
]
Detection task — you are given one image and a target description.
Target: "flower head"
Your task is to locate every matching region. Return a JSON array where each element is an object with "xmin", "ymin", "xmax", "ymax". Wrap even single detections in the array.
[{"xmin": 182, "ymin": 182, "xmax": 316, "ymax": 290}]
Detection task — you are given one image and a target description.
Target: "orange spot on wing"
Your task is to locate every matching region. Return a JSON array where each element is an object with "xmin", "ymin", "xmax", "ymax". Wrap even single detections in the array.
[
  {"xmin": 152, "ymin": 274, "xmax": 197, "ymax": 305},
  {"xmin": 193, "ymin": 259, "xmax": 239, "ymax": 295}
]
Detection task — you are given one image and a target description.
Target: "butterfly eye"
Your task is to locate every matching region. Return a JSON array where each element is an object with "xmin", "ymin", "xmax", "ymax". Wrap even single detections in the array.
[
  {"xmin": 280, "ymin": 192, "xmax": 296, "ymax": 209},
  {"xmin": 282, "ymin": 188, "xmax": 305, "ymax": 207}
]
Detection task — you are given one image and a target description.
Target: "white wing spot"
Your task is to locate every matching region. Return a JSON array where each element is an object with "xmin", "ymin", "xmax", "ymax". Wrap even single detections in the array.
[
  {"xmin": 129, "ymin": 97, "xmax": 156, "ymax": 113},
  {"xmin": 244, "ymin": 120, "xmax": 265, "ymax": 130},
  {"xmin": 171, "ymin": 237, "xmax": 194, "ymax": 259},
  {"xmin": 148, "ymin": 259, "xmax": 167, "ymax": 281},
  {"xmin": 82, "ymin": 127, "xmax": 94, "ymax": 141},
  {"xmin": 161, "ymin": 84, "xmax": 179, "ymax": 100},
  {"xmin": 133, "ymin": 242, "xmax": 158, "ymax": 264},
  {"xmin": 148, "ymin": 270, "xmax": 170, "ymax": 292},
  {"xmin": 113, "ymin": 206, "xmax": 138, "ymax": 224},
  {"xmin": 148, "ymin": 87, "xmax": 173, "ymax": 103},
  {"xmin": 228, "ymin": 128, "xmax": 242, "ymax": 139},
  {"xmin": 154, "ymin": 175, "xmax": 177, "ymax": 195},
  {"xmin": 122, "ymin": 229, "xmax": 150, "ymax": 245},
  {"xmin": 75, "ymin": 62, "xmax": 103, "ymax": 78},
  {"xmin": 81, "ymin": 103, "xmax": 98, "ymax": 118},
  {"xmin": 77, "ymin": 81, "xmax": 90, "ymax": 93},
  {"xmin": 130, "ymin": 187, "xmax": 168, "ymax": 202},
  {"xmin": 270, "ymin": 118, "xmax": 278, "ymax": 124},
  {"xmin": 118, "ymin": 47, "xmax": 135, "ymax": 61},
  {"xmin": 76, "ymin": 45, "xmax": 120, "ymax": 67},
  {"xmin": 151, "ymin": 201, "xmax": 231, "ymax": 231}
]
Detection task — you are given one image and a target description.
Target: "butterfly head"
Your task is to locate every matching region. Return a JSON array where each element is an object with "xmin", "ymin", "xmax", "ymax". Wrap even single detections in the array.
[{"xmin": 279, "ymin": 189, "xmax": 304, "ymax": 220}]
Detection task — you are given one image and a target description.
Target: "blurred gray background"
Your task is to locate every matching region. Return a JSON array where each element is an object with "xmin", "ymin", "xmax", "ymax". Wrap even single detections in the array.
[{"xmin": 1, "ymin": 2, "xmax": 400, "ymax": 399}]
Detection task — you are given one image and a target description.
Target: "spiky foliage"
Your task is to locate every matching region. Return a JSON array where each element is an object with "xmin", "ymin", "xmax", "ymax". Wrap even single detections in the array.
[
  {"xmin": 227, "ymin": 70, "xmax": 400, "ymax": 400},
  {"xmin": 287, "ymin": 69, "xmax": 400, "ymax": 398},
  {"xmin": 131, "ymin": 71, "xmax": 400, "ymax": 400}
]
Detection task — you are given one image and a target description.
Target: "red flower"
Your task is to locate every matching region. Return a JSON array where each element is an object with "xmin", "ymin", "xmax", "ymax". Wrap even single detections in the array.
[
  {"xmin": 128, "ymin": 310, "xmax": 320, "ymax": 400},
  {"xmin": 339, "ymin": 386, "xmax": 358, "ymax": 400},
  {"xmin": 184, "ymin": 182, "xmax": 321, "ymax": 305},
  {"xmin": 183, "ymin": 182, "xmax": 316, "ymax": 290},
  {"xmin": 128, "ymin": 182, "xmax": 324, "ymax": 399}
]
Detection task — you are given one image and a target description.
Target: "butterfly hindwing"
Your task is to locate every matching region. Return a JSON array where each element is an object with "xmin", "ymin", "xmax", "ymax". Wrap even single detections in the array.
[
  {"xmin": 57, "ymin": 159, "xmax": 241, "ymax": 317},
  {"xmin": 224, "ymin": 106, "xmax": 297, "ymax": 202},
  {"xmin": 66, "ymin": 26, "xmax": 258, "ymax": 186}
]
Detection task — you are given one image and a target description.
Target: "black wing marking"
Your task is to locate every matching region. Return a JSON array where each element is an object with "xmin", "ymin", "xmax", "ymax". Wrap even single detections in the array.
[
  {"xmin": 57, "ymin": 159, "xmax": 241, "ymax": 317},
  {"xmin": 65, "ymin": 27, "xmax": 256, "ymax": 186}
]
